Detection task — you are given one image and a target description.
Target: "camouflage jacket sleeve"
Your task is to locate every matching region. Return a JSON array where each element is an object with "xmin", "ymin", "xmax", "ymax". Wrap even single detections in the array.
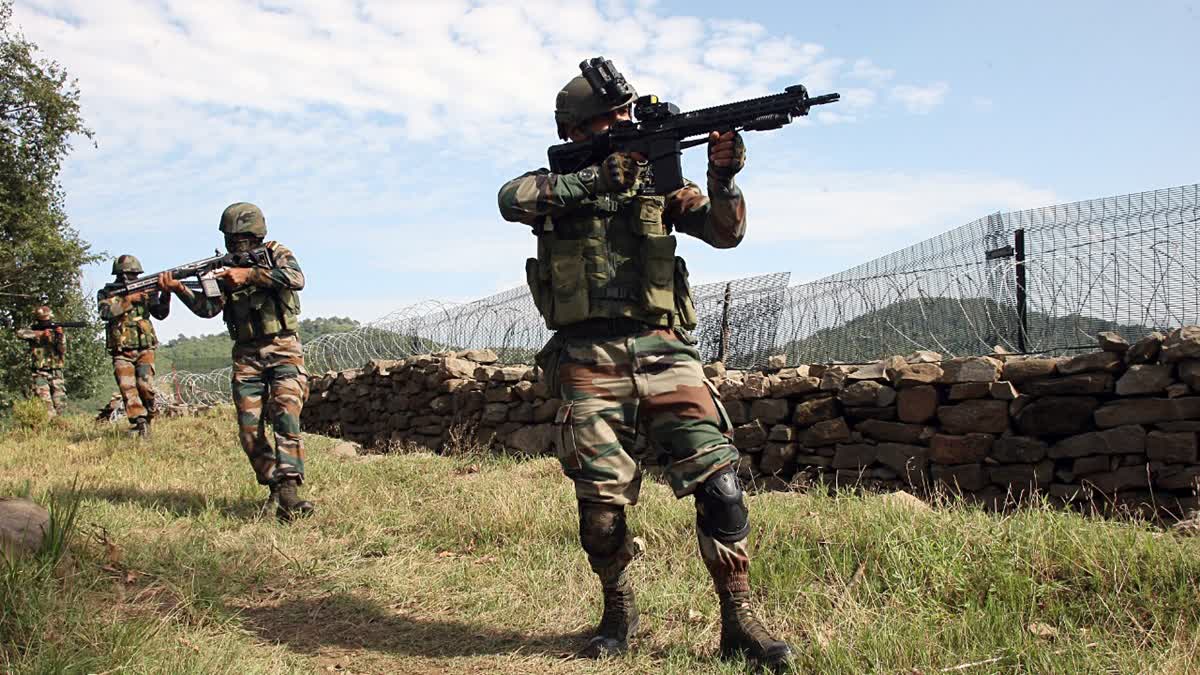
[
  {"xmin": 148, "ymin": 291, "xmax": 171, "ymax": 320},
  {"xmin": 14, "ymin": 328, "xmax": 39, "ymax": 342},
  {"xmin": 175, "ymin": 285, "xmax": 225, "ymax": 319},
  {"xmin": 98, "ymin": 295, "xmax": 131, "ymax": 321},
  {"xmin": 664, "ymin": 175, "xmax": 746, "ymax": 249},
  {"xmin": 54, "ymin": 328, "xmax": 66, "ymax": 356},
  {"xmin": 247, "ymin": 242, "xmax": 305, "ymax": 290},
  {"xmin": 497, "ymin": 169, "xmax": 594, "ymax": 226}
]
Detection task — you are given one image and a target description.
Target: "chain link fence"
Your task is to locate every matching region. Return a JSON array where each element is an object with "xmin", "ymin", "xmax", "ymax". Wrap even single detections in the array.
[{"xmin": 161, "ymin": 183, "xmax": 1200, "ymax": 404}]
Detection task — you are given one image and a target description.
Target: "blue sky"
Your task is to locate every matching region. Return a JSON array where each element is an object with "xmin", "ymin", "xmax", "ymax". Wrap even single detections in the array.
[{"xmin": 13, "ymin": 0, "xmax": 1199, "ymax": 339}]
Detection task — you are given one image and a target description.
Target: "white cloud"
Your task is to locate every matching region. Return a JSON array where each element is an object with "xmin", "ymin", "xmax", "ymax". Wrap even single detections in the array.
[
  {"xmin": 741, "ymin": 171, "xmax": 1058, "ymax": 243},
  {"xmin": 891, "ymin": 82, "xmax": 950, "ymax": 114},
  {"xmin": 848, "ymin": 58, "xmax": 894, "ymax": 85},
  {"xmin": 839, "ymin": 87, "xmax": 877, "ymax": 111},
  {"xmin": 9, "ymin": 0, "xmax": 959, "ymax": 337}
]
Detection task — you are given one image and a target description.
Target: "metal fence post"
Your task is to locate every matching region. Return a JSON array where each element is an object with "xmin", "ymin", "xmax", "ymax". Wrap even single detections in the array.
[
  {"xmin": 1015, "ymin": 228, "xmax": 1028, "ymax": 353},
  {"xmin": 719, "ymin": 283, "xmax": 732, "ymax": 363}
]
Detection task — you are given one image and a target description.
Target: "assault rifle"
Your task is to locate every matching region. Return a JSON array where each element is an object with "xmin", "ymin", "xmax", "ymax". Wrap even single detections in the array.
[
  {"xmin": 548, "ymin": 57, "xmax": 840, "ymax": 195},
  {"xmin": 1, "ymin": 315, "xmax": 86, "ymax": 330},
  {"xmin": 96, "ymin": 246, "xmax": 275, "ymax": 301}
]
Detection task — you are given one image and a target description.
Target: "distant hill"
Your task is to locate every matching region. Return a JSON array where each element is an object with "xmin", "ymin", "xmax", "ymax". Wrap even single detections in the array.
[
  {"xmin": 780, "ymin": 297, "xmax": 1157, "ymax": 363},
  {"xmin": 157, "ymin": 316, "xmax": 361, "ymax": 373}
]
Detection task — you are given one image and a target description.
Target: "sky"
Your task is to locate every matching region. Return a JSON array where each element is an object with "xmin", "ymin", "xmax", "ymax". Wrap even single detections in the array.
[{"xmin": 11, "ymin": 0, "xmax": 1200, "ymax": 339}]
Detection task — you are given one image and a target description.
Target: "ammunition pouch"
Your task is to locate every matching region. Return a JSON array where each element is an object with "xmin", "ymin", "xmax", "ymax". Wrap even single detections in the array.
[
  {"xmin": 673, "ymin": 257, "xmax": 698, "ymax": 330},
  {"xmin": 640, "ymin": 234, "xmax": 677, "ymax": 315},
  {"xmin": 527, "ymin": 193, "xmax": 697, "ymax": 331},
  {"xmin": 106, "ymin": 306, "xmax": 157, "ymax": 353},
  {"xmin": 224, "ymin": 285, "xmax": 300, "ymax": 344}
]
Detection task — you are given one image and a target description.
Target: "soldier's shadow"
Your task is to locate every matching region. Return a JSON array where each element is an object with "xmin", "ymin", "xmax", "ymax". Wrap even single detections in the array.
[
  {"xmin": 70, "ymin": 485, "xmax": 263, "ymax": 520},
  {"xmin": 236, "ymin": 592, "xmax": 586, "ymax": 660}
]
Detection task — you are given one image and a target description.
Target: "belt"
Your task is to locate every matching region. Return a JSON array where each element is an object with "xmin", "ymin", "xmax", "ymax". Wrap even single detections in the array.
[{"xmin": 557, "ymin": 318, "xmax": 658, "ymax": 338}]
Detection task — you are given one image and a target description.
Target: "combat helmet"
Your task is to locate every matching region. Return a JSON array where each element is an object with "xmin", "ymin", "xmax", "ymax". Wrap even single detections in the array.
[
  {"xmin": 555, "ymin": 69, "xmax": 637, "ymax": 140},
  {"xmin": 111, "ymin": 254, "xmax": 143, "ymax": 275},
  {"xmin": 34, "ymin": 306, "xmax": 53, "ymax": 322},
  {"xmin": 219, "ymin": 202, "xmax": 267, "ymax": 237}
]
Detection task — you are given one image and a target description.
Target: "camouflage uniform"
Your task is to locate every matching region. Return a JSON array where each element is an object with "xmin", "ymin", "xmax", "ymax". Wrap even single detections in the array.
[
  {"xmin": 15, "ymin": 326, "xmax": 67, "ymax": 416},
  {"xmin": 167, "ymin": 203, "xmax": 311, "ymax": 523},
  {"xmin": 99, "ymin": 255, "xmax": 171, "ymax": 431},
  {"xmin": 175, "ymin": 240, "xmax": 308, "ymax": 486},
  {"xmin": 496, "ymin": 67, "xmax": 791, "ymax": 668}
]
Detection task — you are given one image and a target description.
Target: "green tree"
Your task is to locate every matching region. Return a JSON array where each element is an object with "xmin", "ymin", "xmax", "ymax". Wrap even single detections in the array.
[{"xmin": 0, "ymin": 0, "xmax": 104, "ymax": 409}]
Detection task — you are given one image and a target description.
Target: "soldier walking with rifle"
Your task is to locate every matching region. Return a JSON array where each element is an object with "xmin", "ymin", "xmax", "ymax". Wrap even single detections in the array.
[
  {"xmin": 155, "ymin": 202, "xmax": 314, "ymax": 522},
  {"xmin": 15, "ymin": 306, "xmax": 84, "ymax": 416},
  {"xmin": 98, "ymin": 255, "xmax": 171, "ymax": 438},
  {"xmin": 498, "ymin": 57, "xmax": 837, "ymax": 671}
]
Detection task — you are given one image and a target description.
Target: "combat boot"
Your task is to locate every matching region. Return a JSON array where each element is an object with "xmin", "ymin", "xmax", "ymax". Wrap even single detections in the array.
[
  {"xmin": 275, "ymin": 477, "xmax": 314, "ymax": 522},
  {"xmin": 717, "ymin": 589, "xmax": 794, "ymax": 672},
  {"xmin": 129, "ymin": 417, "xmax": 150, "ymax": 439},
  {"xmin": 260, "ymin": 482, "xmax": 279, "ymax": 518},
  {"xmin": 580, "ymin": 570, "xmax": 639, "ymax": 658}
]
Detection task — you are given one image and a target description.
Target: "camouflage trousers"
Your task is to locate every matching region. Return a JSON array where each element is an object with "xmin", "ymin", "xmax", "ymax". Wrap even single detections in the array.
[
  {"xmin": 30, "ymin": 368, "xmax": 66, "ymax": 417},
  {"xmin": 231, "ymin": 334, "xmax": 309, "ymax": 485},
  {"xmin": 112, "ymin": 349, "xmax": 157, "ymax": 421},
  {"xmin": 547, "ymin": 327, "xmax": 750, "ymax": 588}
]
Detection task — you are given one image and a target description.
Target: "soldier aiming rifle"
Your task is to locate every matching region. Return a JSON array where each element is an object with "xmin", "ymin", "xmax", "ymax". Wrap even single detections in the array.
[
  {"xmin": 98, "ymin": 255, "xmax": 172, "ymax": 438},
  {"xmin": 14, "ymin": 305, "xmax": 85, "ymax": 416},
  {"xmin": 498, "ymin": 57, "xmax": 836, "ymax": 671},
  {"xmin": 156, "ymin": 202, "xmax": 315, "ymax": 523}
]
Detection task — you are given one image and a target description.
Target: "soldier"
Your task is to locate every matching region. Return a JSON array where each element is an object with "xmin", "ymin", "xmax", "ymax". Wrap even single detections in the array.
[
  {"xmin": 156, "ymin": 202, "xmax": 314, "ymax": 522},
  {"xmin": 497, "ymin": 70, "xmax": 793, "ymax": 669},
  {"xmin": 15, "ymin": 305, "xmax": 68, "ymax": 416},
  {"xmin": 98, "ymin": 255, "xmax": 171, "ymax": 438}
]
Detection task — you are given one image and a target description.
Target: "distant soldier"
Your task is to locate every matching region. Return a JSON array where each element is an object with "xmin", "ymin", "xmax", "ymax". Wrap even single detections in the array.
[
  {"xmin": 98, "ymin": 254, "xmax": 171, "ymax": 438},
  {"xmin": 15, "ymin": 305, "xmax": 68, "ymax": 416},
  {"xmin": 156, "ymin": 202, "xmax": 314, "ymax": 522}
]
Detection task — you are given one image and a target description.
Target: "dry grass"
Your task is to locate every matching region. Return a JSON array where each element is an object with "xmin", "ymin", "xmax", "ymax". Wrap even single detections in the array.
[{"xmin": 2, "ymin": 410, "xmax": 1200, "ymax": 673}]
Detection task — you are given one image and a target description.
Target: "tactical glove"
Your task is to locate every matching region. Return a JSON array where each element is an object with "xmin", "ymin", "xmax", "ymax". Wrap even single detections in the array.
[
  {"xmin": 592, "ymin": 152, "xmax": 644, "ymax": 194},
  {"xmin": 707, "ymin": 131, "xmax": 746, "ymax": 180}
]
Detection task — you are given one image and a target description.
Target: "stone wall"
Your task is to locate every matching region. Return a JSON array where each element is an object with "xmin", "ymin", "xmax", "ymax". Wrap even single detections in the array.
[{"xmin": 301, "ymin": 327, "xmax": 1200, "ymax": 516}]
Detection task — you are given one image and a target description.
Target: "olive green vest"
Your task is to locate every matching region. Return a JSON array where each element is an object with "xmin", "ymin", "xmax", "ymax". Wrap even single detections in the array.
[
  {"xmin": 222, "ymin": 242, "xmax": 301, "ymax": 344},
  {"xmin": 525, "ymin": 192, "xmax": 698, "ymax": 331},
  {"xmin": 28, "ymin": 339, "xmax": 64, "ymax": 371},
  {"xmin": 106, "ymin": 301, "xmax": 157, "ymax": 353}
]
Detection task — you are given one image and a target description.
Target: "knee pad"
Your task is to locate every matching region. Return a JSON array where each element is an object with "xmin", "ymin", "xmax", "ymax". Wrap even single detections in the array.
[
  {"xmin": 695, "ymin": 466, "xmax": 749, "ymax": 544},
  {"xmin": 579, "ymin": 502, "xmax": 627, "ymax": 559}
]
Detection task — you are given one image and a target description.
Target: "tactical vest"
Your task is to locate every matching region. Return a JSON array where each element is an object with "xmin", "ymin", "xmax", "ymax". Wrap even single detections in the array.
[
  {"xmin": 222, "ymin": 241, "xmax": 301, "ymax": 344},
  {"xmin": 27, "ymin": 333, "xmax": 64, "ymax": 370},
  {"xmin": 106, "ymin": 300, "xmax": 157, "ymax": 353},
  {"xmin": 525, "ymin": 192, "xmax": 698, "ymax": 331}
]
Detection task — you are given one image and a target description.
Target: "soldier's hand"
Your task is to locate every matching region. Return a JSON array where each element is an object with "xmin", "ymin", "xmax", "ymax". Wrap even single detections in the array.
[
  {"xmin": 126, "ymin": 291, "xmax": 147, "ymax": 304},
  {"xmin": 707, "ymin": 131, "xmax": 745, "ymax": 179},
  {"xmin": 594, "ymin": 152, "xmax": 645, "ymax": 194},
  {"xmin": 157, "ymin": 271, "xmax": 185, "ymax": 294},
  {"xmin": 215, "ymin": 267, "xmax": 253, "ymax": 288}
]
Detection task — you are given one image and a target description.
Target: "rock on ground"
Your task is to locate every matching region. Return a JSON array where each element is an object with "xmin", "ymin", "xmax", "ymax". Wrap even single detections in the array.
[{"xmin": 0, "ymin": 497, "xmax": 50, "ymax": 560}]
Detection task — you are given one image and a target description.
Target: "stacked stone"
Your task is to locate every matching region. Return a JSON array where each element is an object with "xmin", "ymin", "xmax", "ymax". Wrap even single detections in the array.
[
  {"xmin": 714, "ymin": 327, "xmax": 1200, "ymax": 515},
  {"xmin": 302, "ymin": 349, "xmax": 561, "ymax": 456},
  {"xmin": 302, "ymin": 326, "xmax": 1200, "ymax": 516}
]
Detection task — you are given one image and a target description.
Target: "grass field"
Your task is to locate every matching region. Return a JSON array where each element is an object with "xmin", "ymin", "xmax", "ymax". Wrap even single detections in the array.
[{"xmin": 2, "ymin": 410, "xmax": 1200, "ymax": 674}]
